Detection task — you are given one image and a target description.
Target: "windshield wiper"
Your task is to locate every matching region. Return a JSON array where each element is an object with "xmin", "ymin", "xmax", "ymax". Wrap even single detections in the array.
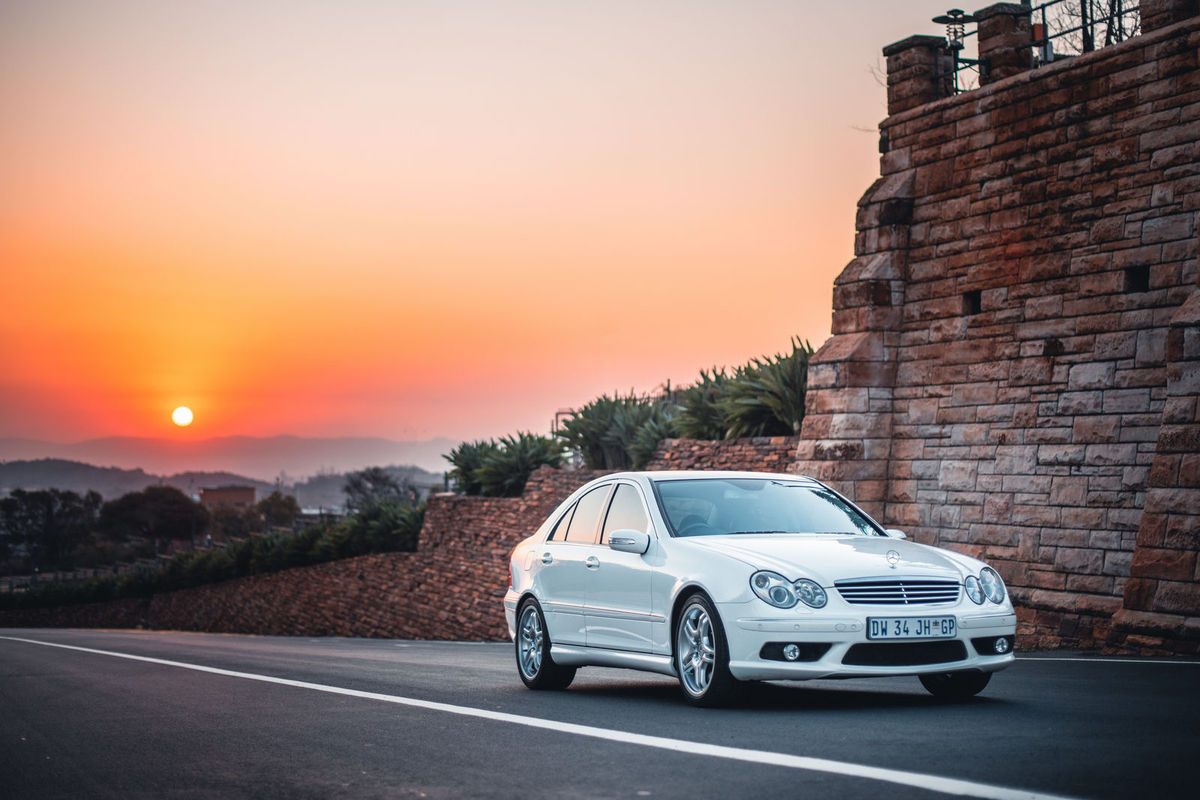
[{"xmin": 725, "ymin": 530, "xmax": 793, "ymax": 535}]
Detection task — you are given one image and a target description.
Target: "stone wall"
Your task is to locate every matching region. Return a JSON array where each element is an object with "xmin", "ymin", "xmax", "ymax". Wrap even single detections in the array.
[
  {"xmin": 0, "ymin": 437, "xmax": 797, "ymax": 638},
  {"xmin": 794, "ymin": 2, "xmax": 1200, "ymax": 654},
  {"xmin": 645, "ymin": 436, "xmax": 801, "ymax": 472},
  {"xmin": 0, "ymin": 467, "xmax": 603, "ymax": 639}
]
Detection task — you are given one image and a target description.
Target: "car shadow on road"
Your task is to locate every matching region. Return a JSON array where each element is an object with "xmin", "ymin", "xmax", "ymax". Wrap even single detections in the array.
[{"xmin": 568, "ymin": 678, "xmax": 1009, "ymax": 712}]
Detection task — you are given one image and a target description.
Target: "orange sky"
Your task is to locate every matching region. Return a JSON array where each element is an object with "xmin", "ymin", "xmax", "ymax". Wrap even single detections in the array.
[{"xmin": 0, "ymin": 1, "xmax": 951, "ymax": 444}]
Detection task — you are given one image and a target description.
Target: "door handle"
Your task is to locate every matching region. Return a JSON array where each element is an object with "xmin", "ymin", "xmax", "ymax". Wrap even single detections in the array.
[
  {"xmin": 541, "ymin": 552, "xmax": 553, "ymax": 565},
  {"xmin": 585, "ymin": 556, "xmax": 600, "ymax": 569}
]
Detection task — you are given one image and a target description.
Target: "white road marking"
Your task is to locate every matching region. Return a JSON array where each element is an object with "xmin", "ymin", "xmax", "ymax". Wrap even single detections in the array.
[
  {"xmin": 2, "ymin": 635, "xmax": 1077, "ymax": 800},
  {"xmin": 1017, "ymin": 656, "xmax": 1200, "ymax": 666}
]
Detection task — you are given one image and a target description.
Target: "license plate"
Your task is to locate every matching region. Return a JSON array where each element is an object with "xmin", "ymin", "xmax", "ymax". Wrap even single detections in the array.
[{"xmin": 867, "ymin": 616, "xmax": 956, "ymax": 640}]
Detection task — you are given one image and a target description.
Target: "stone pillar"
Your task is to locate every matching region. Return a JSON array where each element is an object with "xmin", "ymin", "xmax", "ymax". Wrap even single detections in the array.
[
  {"xmin": 883, "ymin": 35, "xmax": 950, "ymax": 115},
  {"xmin": 1140, "ymin": 0, "xmax": 1199, "ymax": 34},
  {"xmin": 975, "ymin": 3, "xmax": 1032, "ymax": 84},
  {"xmin": 792, "ymin": 170, "xmax": 913, "ymax": 521},
  {"xmin": 1112, "ymin": 289, "xmax": 1200, "ymax": 654}
]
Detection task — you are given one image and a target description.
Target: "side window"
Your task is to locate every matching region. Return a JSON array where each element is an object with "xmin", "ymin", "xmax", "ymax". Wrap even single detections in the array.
[
  {"xmin": 564, "ymin": 485, "xmax": 611, "ymax": 544},
  {"xmin": 547, "ymin": 504, "xmax": 576, "ymax": 541},
  {"xmin": 601, "ymin": 483, "xmax": 649, "ymax": 543}
]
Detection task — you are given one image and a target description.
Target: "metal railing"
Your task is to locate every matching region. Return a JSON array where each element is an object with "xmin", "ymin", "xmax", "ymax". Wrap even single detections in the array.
[
  {"xmin": 1031, "ymin": 0, "xmax": 1140, "ymax": 65},
  {"xmin": 932, "ymin": 1, "xmax": 1142, "ymax": 98}
]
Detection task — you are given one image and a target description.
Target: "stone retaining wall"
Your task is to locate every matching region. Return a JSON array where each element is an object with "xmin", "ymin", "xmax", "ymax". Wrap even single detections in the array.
[{"xmin": 0, "ymin": 437, "xmax": 794, "ymax": 638}]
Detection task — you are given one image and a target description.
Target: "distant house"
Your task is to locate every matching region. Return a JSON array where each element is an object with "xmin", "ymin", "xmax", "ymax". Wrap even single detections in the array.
[{"xmin": 199, "ymin": 485, "xmax": 256, "ymax": 510}]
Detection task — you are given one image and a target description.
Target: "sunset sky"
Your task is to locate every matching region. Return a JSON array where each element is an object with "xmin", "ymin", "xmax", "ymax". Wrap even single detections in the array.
[{"xmin": 1, "ymin": 1, "xmax": 953, "ymax": 445}]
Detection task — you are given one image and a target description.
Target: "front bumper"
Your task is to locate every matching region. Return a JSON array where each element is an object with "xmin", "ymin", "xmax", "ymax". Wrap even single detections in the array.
[{"xmin": 722, "ymin": 603, "xmax": 1017, "ymax": 681}]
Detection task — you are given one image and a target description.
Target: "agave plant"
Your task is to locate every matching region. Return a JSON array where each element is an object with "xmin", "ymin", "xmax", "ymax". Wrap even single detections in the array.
[
  {"xmin": 720, "ymin": 338, "xmax": 815, "ymax": 439},
  {"xmin": 558, "ymin": 394, "xmax": 629, "ymax": 469},
  {"xmin": 444, "ymin": 439, "xmax": 500, "ymax": 496},
  {"xmin": 475, "ymin": 432, "xmax": 565, "ymax": 497},
  {"xmin": 559, "ymin": 392, "xmax": 678, "ymax": 470},
  {"xmin": 675, "ymin": 368, "xmax": 732, "ymax": 440},
  {"xmin": 628, "ymin": 407, "xmax": 680, "ymax": 470}
]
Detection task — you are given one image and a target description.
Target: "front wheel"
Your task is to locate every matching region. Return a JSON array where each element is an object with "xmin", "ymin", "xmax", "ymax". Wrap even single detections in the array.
[
  {"xmin": 919, "ymin": 670, "xmax": 991, "ymax": 700},
  {"xmin": 515, "ymin": 598, "xmax": 576, "ymax": 690},
  {"xmin": 674, "ymin": 594, "xmax": 740, "ymax": 707}
]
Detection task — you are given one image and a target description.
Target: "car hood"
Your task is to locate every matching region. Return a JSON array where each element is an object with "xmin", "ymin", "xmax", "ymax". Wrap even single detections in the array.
[{"xmin": 681, "ymin": 535, "xmax": 971, "ymax": 585}]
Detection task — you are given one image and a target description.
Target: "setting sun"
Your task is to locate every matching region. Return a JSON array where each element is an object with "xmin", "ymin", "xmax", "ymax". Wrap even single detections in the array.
[{"xmin": 171, "ymin": 406, "xmax": 194, "ymax": 427}]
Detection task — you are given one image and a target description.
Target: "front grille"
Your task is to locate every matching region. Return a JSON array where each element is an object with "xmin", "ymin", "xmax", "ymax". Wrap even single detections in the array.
[
  {"xmin": 835, "ymin": 578, "xmax": 960, "ymax": 605},
  {"xmin": 843, "ymin": 641, "xmax": 967, "ymax": 667}
]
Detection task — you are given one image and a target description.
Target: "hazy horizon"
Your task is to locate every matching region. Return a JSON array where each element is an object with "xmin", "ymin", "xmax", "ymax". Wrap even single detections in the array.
[{"xmin": 0, "ymin": 433, "xmax": 457, "ymax": 479}]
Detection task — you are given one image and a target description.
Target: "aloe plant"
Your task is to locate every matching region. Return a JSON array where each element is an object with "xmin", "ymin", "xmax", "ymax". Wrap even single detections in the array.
[
  {"xmin": 675, "ymin": 368, "xmax": 732, "ymax": 440},
  {"xmin": 475, "ymin": 432, "xmax": 565, "ymax": 497},
  {"xmin": 559, "ymin": 392, "xmax": 678, "ymax": 470},
  {"xmin": 719, "ymin": 338, "xmax": 815, "ymax": 439},
  {"xmin": 444, "ymin": 439, "xmax": 500, "ymax": 496}
]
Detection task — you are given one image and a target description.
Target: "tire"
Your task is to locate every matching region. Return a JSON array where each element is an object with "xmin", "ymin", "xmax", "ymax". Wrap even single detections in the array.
[
  {"xmin": 919, "ymin": 669, "xmax": 991, "ymax": 700},
  {"xmin": 674, "ymin": 593, "xmax": 740, "ymax": 707},
  {"xmin": 515, "ymin": 598, "xmax": 576, "ymax": 690}
]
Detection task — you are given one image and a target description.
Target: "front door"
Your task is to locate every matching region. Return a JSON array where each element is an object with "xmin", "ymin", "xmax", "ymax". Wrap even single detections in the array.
[{"xmin": 584, "ymin": 482, "xmax": 657, "ymax": 652}]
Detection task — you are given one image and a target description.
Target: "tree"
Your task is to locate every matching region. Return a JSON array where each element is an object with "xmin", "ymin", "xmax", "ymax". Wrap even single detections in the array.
[
  {"xmin": 99, "ymin": 486, "xmax": 209, "ymax": 554},
  {"xmin": 255, "ymin": 491, "xmax": 300, "ymax": 528},
  {"xmin": 0, "ymin": 488, "xmax": 102, "ymax": 572},
  {"xmin": 343, "ymin": 467, "xmax": 416, "ymax": 511}
]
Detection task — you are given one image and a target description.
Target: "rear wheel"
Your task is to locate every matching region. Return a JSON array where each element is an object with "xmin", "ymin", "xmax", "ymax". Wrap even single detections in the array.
[
  {"xmin": 515, "ymin": 598, "xmax": 576, "ymax": 690},
  {"xmin": 674, "ymin": 594, "xmax": 740, "ymax": 707},
  {"xmin": 919, "ymin": 670, "xmax": 991, "ymax": 700}
]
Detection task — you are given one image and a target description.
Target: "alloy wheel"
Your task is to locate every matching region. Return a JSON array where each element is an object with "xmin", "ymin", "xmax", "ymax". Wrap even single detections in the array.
[{"xmin": 677, "ymin": 603, "xmax": 716, "ymax": 696}]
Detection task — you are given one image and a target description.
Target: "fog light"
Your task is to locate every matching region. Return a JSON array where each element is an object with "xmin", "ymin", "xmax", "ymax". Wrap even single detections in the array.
[
  {"xmin": 994, "ymin": 636, "xmax": 1011, "ymax": 654},
  {"xmin": 782, "ymin": 644, "xmax": 801, "ymax": 662}
]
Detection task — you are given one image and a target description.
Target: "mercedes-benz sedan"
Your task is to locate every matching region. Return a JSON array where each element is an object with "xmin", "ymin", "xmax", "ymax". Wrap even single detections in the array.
[{"xmin": 503, "ymin": 471, "xmax": 1016, "ymax": 706}]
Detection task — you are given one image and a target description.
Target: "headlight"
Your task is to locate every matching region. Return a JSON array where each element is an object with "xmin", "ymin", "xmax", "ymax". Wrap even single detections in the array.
[
  {"xmin": 980, "ymin": 567, "xmax": 1006, "ymax": 604},
  {"xmin": 964, "ymin": 575, "xmax": 984, "ymax": 604},
  {"xmin": 794, "ymin": 579, "xmax": 827, "ymax": 609},
  {"xmin": 750, "ymin": 572, "xmax": 827, "ymax": 609},
  {"xmin": 751, "ymin": 571, "xmax": 797, "ymax": 608}
]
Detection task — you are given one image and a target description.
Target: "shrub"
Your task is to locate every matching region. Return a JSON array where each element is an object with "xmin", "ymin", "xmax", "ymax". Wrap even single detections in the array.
[
  {"xmin": 444, "ymin": 439, "xmax": 500, "ymax": 496},
  {"xmin": 628, "ymin": 404, "xmax": 680, "ymax": 469},
  {"xmin": 0, "ymin": 499, "xmax": 427, "ymax": 612},
  {"xmin": 475, "ymin": 433, "xmax": 564, "ymax": 497},
  {"xmin": 559, "ymin": 392, "xmax": 678, "ymax": 470},
  {"xmin": 720, "ymin": 338, "xmax": 815, "ymax": 439},
  {"xmin": 675, "ymin": 368, "xmax": 732, "ymax": 440}
]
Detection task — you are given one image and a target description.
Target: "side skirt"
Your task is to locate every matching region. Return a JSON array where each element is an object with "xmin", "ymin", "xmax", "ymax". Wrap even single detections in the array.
[{"xmin": 550, "ymin": 644, "xmax": 677, "ymax": 677}]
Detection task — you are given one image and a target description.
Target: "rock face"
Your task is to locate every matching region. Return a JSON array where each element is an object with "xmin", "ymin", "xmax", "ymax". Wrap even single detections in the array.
[{"xmin": 794, "ymin": 3, "xmax": 1200, "ymax": 653}]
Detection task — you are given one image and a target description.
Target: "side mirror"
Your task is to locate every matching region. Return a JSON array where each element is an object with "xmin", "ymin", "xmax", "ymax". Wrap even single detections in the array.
[
  {"xmin": 884, "ymin": 528, "xmax": 908, "ymax": 540},
  {"xmin": 608, "ymin": 529, "xmax": 651, "ymax": 554}
]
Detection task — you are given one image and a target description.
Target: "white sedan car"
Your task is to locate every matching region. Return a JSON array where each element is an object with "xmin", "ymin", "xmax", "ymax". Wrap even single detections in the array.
[{"xmin": 504, "ymin": 471, "xmax": 1016, "ymax": 706}]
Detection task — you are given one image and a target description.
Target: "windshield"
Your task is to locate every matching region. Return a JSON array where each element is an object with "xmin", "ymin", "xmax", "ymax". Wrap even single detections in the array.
[{"xmin": 653, "ymin": 478, "xmax": 881, "ymax": 537}]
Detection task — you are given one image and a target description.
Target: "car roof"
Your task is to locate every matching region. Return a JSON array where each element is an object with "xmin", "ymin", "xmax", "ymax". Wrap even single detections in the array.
[{"xmin": 598, "ymin": 470, "xmax": 824, "ymax": 485}]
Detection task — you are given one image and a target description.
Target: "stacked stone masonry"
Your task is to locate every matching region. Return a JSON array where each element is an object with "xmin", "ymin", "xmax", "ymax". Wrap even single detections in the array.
[{"xmin": 795, "ymin": 2, "xmax": 1200, "ymax": 654}]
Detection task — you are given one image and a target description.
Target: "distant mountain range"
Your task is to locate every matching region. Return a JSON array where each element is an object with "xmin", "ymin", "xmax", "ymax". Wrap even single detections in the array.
[
  {"xmin": 0, "ymin": 458, "xmax": 443, "ymax": 510},
  {"xmin": 0, "ymin": 435, "xmax": 457, "ymax": 481}
]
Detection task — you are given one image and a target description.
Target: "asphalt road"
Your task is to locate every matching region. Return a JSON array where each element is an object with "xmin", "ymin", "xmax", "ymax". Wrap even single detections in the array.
[{"xmin": 1, "ymin": 629, "xmax": 1197, "ymax": 800}]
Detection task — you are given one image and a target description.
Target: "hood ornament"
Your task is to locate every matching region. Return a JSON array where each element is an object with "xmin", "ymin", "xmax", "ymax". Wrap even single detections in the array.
[{"xmin": 886, "ymin": 550, "xmax": 901, "ymax": 569}]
